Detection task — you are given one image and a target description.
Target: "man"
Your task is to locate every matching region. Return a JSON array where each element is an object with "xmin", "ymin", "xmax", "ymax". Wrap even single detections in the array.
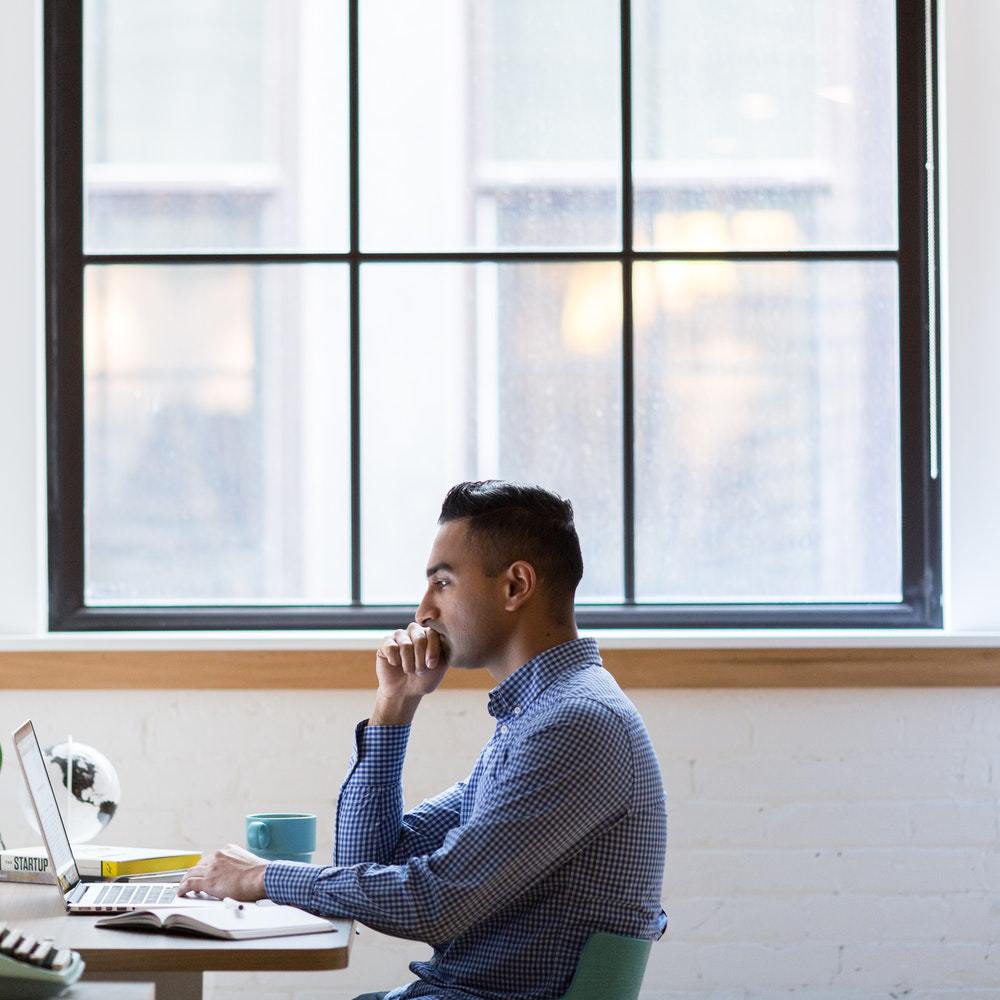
[{"xmin": 181, "ymin": 480, "xmax": 667, "ymax": 999}]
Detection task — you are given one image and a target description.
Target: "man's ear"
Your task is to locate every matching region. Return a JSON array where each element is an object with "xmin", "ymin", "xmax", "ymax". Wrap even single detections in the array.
[{"xmin": 503, "ymin": 560, "xmax": 537, "ymax": 611}]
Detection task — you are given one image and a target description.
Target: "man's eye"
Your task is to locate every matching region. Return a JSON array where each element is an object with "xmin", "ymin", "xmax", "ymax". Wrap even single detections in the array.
[{"xmin": 434, "ymin": 579, "xmax": 449, "ymax": 589}]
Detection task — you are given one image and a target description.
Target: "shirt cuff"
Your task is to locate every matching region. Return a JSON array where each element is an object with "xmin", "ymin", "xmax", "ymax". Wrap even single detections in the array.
[
  {"xmin": 263, "ymin": 860, "xmax": 325, "ymax": 908},
  {"xmin": 349, "ymin": 718, "xmax": 411, "ymax": 783}
]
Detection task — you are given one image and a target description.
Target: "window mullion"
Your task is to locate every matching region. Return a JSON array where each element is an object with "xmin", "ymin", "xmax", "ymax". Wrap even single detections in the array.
[
  {"xmin": 349, "ymin": 0, "xmax": 362, "ymax": 604},
  {"xmin": 620, "ymin": 0, "xmax": 635, "ymax": 604}
]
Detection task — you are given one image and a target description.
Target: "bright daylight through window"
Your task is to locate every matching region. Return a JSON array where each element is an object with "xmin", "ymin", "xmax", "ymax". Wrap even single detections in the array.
[{"xmin": 46, "ymin": 0, "xmax": 940, "ymax": 629}]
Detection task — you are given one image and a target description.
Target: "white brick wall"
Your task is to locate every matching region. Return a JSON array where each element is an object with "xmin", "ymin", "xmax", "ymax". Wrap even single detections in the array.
[{"xmin": 2, "ymin": 687, "xmax": 998, "ymax": 999}]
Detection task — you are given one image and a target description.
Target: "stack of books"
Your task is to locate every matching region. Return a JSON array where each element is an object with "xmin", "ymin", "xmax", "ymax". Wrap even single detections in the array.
[{"xmin": 0, "ymin": 845, "xmax": 201, "ymax": 883}]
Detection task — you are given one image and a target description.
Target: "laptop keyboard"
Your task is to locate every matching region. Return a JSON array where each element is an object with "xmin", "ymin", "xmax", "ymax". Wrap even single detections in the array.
[{"xmin": 92, "ymin": 884, "xmax": 178, "ymax": 907}]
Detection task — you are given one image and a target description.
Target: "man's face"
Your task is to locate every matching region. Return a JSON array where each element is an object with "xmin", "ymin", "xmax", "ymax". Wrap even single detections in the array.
[{"xmin": 415, "ymin": 520, "xmax": 510, "ymax": 670}]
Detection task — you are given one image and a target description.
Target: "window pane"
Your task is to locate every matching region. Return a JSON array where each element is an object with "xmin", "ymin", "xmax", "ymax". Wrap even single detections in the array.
[
  {"xmin": 361, "ymin": 263, "xmax": 623, "ymax": 603},
  {"xmin": 634, "ymin": 260, "xmax": 901, "ymax": 601},
  {"xmin": 360, "ymin": 0, "xmax": 621, "ymax": 251},
  {"xmin": 632, "ymin": 0, "xmax": 897, "ymax": 250},
  {"xmin": 84, "ymin": 264, "xmax": 350, "ymax": 602},
  {"xmin": 83, "ymin": 0, "xmax": 348, "ymax": 252}
]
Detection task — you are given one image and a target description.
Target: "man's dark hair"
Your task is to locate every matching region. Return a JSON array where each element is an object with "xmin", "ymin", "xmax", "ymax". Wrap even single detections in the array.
[{"xmin": 439, "ymin": 481, "xmax": 584, "ymax": 612}]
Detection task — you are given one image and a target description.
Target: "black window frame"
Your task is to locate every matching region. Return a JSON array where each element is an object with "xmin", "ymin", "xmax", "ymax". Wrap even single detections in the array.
[{"xmin": 45, "ymin": 0, "xmax": 942, "ymax": 631}]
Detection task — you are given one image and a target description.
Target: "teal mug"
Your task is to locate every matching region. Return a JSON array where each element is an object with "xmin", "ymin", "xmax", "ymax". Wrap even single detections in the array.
[{"xmin": 246, "ymin": 812, "xmax": 317, "ymax": 863}]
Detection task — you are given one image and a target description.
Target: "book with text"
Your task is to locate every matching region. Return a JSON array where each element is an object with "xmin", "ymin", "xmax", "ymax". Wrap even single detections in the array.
[
  {"xmin": 0, "ymin": 866, "xmax": 56, "ymax": 885},
  {"xmin": 0, "ymin": 845, "xmax": 201, "ymax": 878},
  {"xmin": 96, "ymin": 903, "xmax": 337, "ymax": 941}
]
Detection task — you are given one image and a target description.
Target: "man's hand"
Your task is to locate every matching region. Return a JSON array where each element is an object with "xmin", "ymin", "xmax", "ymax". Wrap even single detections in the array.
[
  {"xmin": 178, "ymin": 844, "xmax": 268, "ymax": 901},
  {"xmin": 371, "ymin": 623, "xmax": 449, "ymax": 725}
]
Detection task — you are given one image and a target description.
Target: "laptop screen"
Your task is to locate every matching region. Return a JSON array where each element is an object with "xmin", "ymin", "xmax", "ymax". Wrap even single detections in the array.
[{"xmin": 13, "ymin": 720, "xmax": 81, "ymax": 895}]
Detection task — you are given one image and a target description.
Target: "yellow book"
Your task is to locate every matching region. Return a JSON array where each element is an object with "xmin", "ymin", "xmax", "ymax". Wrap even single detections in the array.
[
  {"xmin": 97, "ymin": 850, "xmax": 202, "ymax": 878},
  {"xmin": 1, "ymin": 845, "xmax": 201, "ymax": 879}
]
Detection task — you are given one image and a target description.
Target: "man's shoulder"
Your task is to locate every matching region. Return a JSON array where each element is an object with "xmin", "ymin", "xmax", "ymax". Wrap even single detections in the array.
[{"xmin": 536, "ymin": 664, "xmax": 643, "ymax": 734}]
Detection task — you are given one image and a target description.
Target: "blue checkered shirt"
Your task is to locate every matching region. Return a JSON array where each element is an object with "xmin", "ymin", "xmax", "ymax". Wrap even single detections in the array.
[{"xmin": 264, "ymin": 637, "xmax": 667, "ymax": 1000}]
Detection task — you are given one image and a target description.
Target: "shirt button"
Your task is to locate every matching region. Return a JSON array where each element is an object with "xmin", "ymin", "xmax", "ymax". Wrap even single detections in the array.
[
  {"xmin": 513, "ymin": 707, "xmax": 522, "ymax": 715},
  {"xmin": 500, "ymin": 725, "xmax": 509, "ymax": 735}
]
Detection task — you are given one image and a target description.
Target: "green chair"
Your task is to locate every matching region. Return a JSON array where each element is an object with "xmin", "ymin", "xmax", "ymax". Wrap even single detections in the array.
[{"xmin": 557, "ymin": 932, "xmax": 653, "ymax": 1000}]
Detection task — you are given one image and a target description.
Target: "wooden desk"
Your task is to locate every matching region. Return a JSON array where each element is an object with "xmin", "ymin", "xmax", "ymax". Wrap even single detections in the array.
[
  {"xmin": 1, "ymin": 883, "xmax": 353, "ymax": 1000},
  {"xmin": 65, "ymin": 986, "xmax": 154, "ymax": 999}
]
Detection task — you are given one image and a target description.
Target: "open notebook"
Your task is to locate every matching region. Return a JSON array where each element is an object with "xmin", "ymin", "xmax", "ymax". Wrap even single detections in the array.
[{"xmin": 96, "ymin": 902, "xmax": 337, "ymax": 941}]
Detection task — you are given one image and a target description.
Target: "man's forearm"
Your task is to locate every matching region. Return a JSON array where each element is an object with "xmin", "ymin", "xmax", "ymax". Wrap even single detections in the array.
[
  {"xmin": 370, "ymin": 691, "xmax": 423, "ymax": 726},
  {"xmin": 335, "ymin": 719, "xmax": 411, "ymax": 866}
]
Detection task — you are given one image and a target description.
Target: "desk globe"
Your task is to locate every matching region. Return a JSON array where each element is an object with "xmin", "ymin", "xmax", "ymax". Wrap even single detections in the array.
[{"xmin": 20, "ymin": 737, "xmax": 121, "ymax": 843}]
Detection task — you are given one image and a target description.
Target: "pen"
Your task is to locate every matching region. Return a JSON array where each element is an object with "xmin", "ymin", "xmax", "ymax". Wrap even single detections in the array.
[{"xmin": 222, "ymin": 897, "xmax": 245, "ymax": 917}]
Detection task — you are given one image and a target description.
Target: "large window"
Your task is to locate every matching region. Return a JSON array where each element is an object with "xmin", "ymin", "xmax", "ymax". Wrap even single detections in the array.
[{"xmin": 46, "ymin": 0, "xmax": 940, "ymax": 629}]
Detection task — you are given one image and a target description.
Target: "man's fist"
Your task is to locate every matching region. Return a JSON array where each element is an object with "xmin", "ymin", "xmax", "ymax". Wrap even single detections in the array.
[{"xmin": 372, "ymin": 623, "xmax": 449, "ymax": 722}]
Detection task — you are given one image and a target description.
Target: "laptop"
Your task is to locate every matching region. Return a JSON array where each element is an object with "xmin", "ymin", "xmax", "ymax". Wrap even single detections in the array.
[{"xmin": 13, "ymin": 720, "xmax": 215, "ymax": 914}]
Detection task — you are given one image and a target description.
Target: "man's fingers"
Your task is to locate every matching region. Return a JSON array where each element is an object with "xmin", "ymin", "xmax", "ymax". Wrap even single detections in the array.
[
  {"xmin": 393, "ymin": 629, "xmax": 416, "ymax": 673},
  {"xmin": 425, "ymin": 628, "xmax": 441, "ymax": 668},
  {"xmin": 377, "ymin": 640, "xmax": 401, "ymax": 668},
  {"xmin": 179, "ymin": 861, "xmax": 210, "ymax": 894},
  {"xmin": 179, "ymin": 876, "xmax": 205, "ymax": 896},
  {"xmin": 377, "ymin": 624, "xmax": 441, "ymax": 675},
  {"xmin": 407, "ymin": 623, "xmax": 432, "ymax": 672}
]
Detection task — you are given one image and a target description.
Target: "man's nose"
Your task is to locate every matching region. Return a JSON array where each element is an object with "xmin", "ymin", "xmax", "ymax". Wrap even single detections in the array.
[{"xmin": 415, "ymin": 589, "xmax": 435, "ymax": 626}]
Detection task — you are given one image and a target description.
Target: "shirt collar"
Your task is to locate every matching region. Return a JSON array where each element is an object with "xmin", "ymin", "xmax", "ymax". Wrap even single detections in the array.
[{"xmin": 487, "ymin": 637, "xmax": 601, "ymax": 720}]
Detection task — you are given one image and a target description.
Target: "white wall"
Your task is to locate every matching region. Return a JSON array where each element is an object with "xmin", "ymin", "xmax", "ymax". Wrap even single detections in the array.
[
  {"xmin": 939, "ymin": 0, "xmax": 1000, "ymax": 630},
  {"xmin": 2, "ymin": 687, "xmax": 998, "ymax": 1000},
  {"xmin": 0, "ymin": 0, "xmax": 44, "ymax": 635},
  {"xmin": 3, "ymin": 1, "xmax": 1000, "ymax": 998}
]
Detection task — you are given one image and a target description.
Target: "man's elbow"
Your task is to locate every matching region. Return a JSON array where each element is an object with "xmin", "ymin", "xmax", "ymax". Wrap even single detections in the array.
[
  {"xmin": 408, "ymin": 893, "xmax": 482, "ymax": 945},
  {"xmin": 409, "ymin": 907, "xmax": 466, "ymax": 945}
]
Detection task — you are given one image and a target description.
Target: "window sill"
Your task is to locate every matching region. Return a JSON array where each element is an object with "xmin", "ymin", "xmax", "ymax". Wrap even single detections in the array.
[
  {"xmin": 4, "ymin": 627, "xmax": 1000, "ymax": 651},
  {"xmin": 3, "ymin": 630, "xmax": 1000, "ymax": 688}
]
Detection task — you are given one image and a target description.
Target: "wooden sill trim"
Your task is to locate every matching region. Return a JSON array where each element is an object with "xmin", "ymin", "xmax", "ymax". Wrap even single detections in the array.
[{"xmin": 3, "ymin": 647, "xmax": 999, "ymax": 689}]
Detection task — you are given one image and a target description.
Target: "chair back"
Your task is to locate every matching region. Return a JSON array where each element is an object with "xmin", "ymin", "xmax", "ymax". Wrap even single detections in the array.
[{"xmin": 558, "ymin": 932, "xmax": 652, "ymax": 1000}]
